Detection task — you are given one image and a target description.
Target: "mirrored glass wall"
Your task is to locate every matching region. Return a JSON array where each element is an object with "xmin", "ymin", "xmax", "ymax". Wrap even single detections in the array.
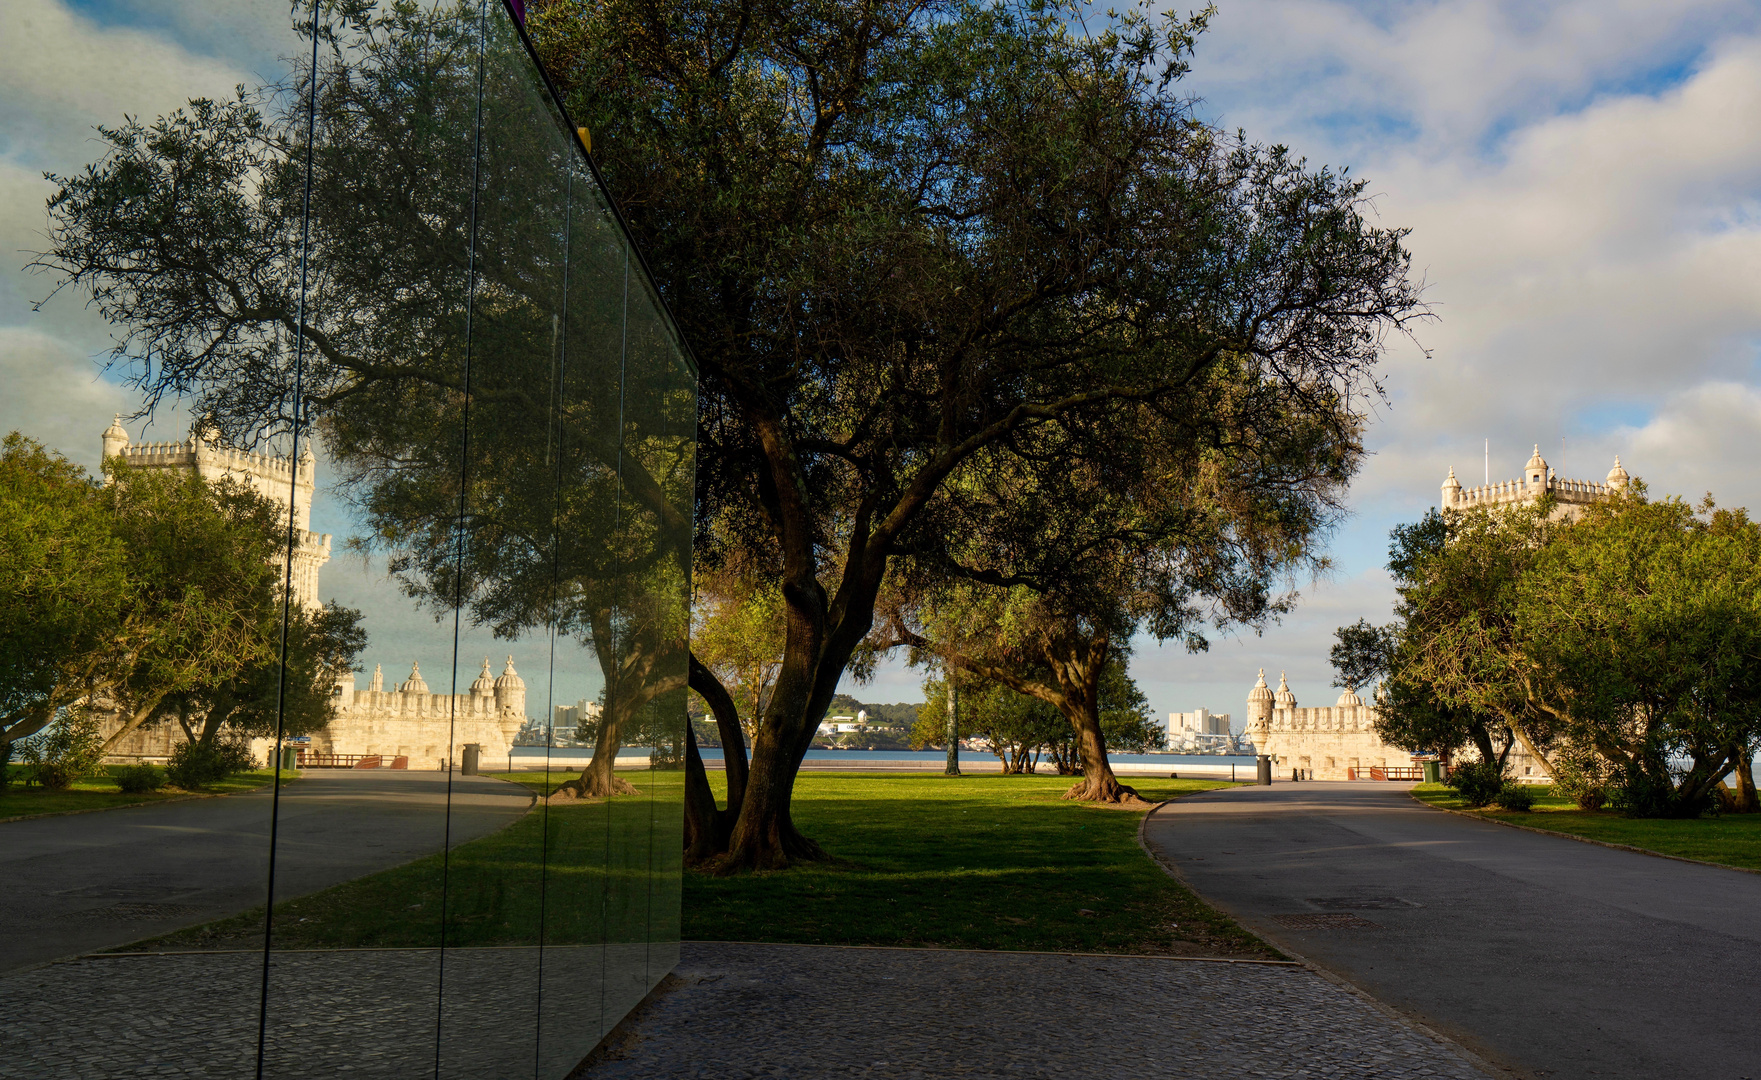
[{"xmin": 0, "ymin": 3, "xmax": 694, "ymax": 1077}]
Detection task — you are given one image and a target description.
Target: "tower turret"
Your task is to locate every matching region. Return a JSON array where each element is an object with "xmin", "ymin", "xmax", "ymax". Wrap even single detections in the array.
[
  {"xmin": 1441, "ymin": 466, "xmax": 1461, "ymax": 508},
  {"xmin": 494, "ymin": 656, "xmax": 527, "ymax": 718},
  {"xmin": 1525, "ymin": 445, "xmax": 1547, "ymax": 488},
  {"xmin": 1606, "ymin": 455, "xmax": 1629, "ymax": 491},
  {"xmin": 1274, "ymin": 672, "xmax": 1297, "ymax": 711},
  {"xmin": 1246, "ymin": 668, "xmax": 1275, "ymax": 756},
  {"xmin": 400, "ymin": 661, "xmax": 428, "ymax": 696},
  {"xmin": 101, "ymin": 415, "xmax": 129, "ymax": 463}
]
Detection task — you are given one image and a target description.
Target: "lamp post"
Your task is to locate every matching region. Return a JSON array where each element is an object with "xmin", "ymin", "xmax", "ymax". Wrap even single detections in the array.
[{"xmin": 945, "ymin": 672, "xmax": 961, "ymax": 776}]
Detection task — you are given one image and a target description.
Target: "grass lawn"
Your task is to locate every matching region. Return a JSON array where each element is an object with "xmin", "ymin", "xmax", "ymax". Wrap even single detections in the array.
[
  {"xmin": 1412, "ymin": 782, "xmax": 1761, "ymax": 872},
  {"xmin": 0, "ymin": 764, "xmax": 296, "ymax": 821},
  {"xmin": 117, "ymin": 769, "xmax": 1278, "ymax": 961},
  {"xmin": 683, "ymin": 772, "xmax": 1277, "ymax": 958}
]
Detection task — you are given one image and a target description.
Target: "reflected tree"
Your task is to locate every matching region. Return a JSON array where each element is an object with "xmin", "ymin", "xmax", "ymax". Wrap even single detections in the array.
[{"xmin": 33, "ymin": 3, "xmax": 694, "ymax": 799}]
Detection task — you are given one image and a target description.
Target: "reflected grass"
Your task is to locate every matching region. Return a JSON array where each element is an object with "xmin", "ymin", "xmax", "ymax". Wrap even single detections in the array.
[
  {"xmin": 0, "ymin": 765, "xmax": 297, "ymax": 822},
  {"xmin": 120, "ymin": 769, "xmax": 672, "ymax": 952},
  {"xmin": 685, "ymin": 772, "xmax": 1279, "ymax": 958},
  {"xmin": 1413, "ymin": 782, "xmax": 1761, "ymax": 871}
]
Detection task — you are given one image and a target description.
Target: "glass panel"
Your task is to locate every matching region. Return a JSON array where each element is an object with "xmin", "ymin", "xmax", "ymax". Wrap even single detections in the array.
[
  {"xmin": 3, "ymin": 2, "xmax": 691, "ymax": 1074},
  {"xmin": 620, "ymin": 275, "xmax": 696, "ymax": 993},
  {"xmin": 0, "ymin": 4, "xmax": 316, "ymax": 1077},
  {"xmin": 534, "ymin": 160, "xmax": 629, "ymax": 1071},
  {"xmin": 431, "ymin": 7, "xmax": 575, "ymax": 1077},
  {"xmin": 257, "ymin": 1, "xmax": 488, "ymax": 1073}
]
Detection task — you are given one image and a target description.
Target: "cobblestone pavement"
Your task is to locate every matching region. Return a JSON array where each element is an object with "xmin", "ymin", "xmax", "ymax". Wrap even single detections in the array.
[
  {"xmin": 589, "ymin": 942, "xmax": 1493, "ymax": 1079},
  {"xmin": 0, "ymin": 944, "xmax": 666, "ymax": 1078}
]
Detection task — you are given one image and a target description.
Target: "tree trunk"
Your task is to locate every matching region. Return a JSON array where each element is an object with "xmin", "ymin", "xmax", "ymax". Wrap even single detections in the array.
[
  {"xmin": 1059, "ymin": 702, "xmax": 1145, "ymax": 804},
  {"xmin": 552, "ymin": 703, "xmax": 638, "ymax": 801},
  {"xmin": 98, "ymin": 694, "xmax": 170, "ymax": 754},
  {"xmin": 683, "ymin": 723, "xmax": 722, "ymax": 862},
  {"xmin": 682, "ymin": 653, "xmax": 750, "ymax": 862},
  {"xmin": 720, "ymin": 725, "xmax": 828, "ymax": 870},
  {"xmin": 1731, "ymin": 741, "xmax": 1758, "ymax": 813}
]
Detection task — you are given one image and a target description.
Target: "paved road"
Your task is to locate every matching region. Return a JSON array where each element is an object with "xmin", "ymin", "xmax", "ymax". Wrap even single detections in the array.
[
  {"xmin": 587, "ymin": 942, "xmax": 1493, "ymax": 1079},
  {"xmin": 0, "ymin": 770, "xmax": 532, "ymax": 972},
  {"xmin": 1141, "ymin": 782, "xmax": 1761, "ymax": 1080}
]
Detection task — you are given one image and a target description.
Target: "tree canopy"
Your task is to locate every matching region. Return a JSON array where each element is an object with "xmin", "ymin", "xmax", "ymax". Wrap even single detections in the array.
[
  {"xmin": 534, "ymin": 0, "xmax": 1421, "ymax": 866},
  {"xmin": 1361, "ymin": 491, "xmax": 1761, "ymax": 816}
]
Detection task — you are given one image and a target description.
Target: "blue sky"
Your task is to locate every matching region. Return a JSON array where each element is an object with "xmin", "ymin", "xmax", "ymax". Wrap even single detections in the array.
[{"xmin": 4, "ymin": 0, "xmax": 1761, "ymax": 723}]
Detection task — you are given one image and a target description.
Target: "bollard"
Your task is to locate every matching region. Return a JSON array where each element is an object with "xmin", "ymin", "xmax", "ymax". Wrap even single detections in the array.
[
  {"xmin": 461, "ymin": 743, "xmax": 481, "ymax": 776},
  {"xmin": 1256, "ymin": 754, "xmax": 1272, "ymax": 785}
]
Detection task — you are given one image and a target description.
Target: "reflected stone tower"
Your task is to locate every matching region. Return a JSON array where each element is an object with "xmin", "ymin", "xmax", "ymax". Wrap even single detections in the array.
[{"xmin": 101, "ymin": 415, "xmax": 332, "ymax": 609}]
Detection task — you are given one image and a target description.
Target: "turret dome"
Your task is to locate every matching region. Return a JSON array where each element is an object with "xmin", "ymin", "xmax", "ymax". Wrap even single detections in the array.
[
  {"xmin": 101, "ymin": 415, "xmax": 130, "ymax": 462},
  {"xmin": 1335, "ymin": 687, "xmax": 1363, "ymax": 708},
  {"xmin": 1525, "ymin": 444, "xmax": 1547, "ymax": 473},
  {"xmin": 1606, "ymin": 455, "xmax": 1630, "ymax": 489},
  {"xmin": 1441, "ymin": 466, "xmax": 1461, "ymax": 491},
  {"xmin": 1248, "ymin": 669, "xmax": 1274, "ymax": 705},
  {"xmin": 1274, "ymin": 672, "xmax": 1297, "ymax": 709},
  {"xmin": 470, "ymin": 657, "xmax": 495, "ymax": 694},
  {"xmin": 495, "ymin": 656, "xmax": 525, "ymax": 691},
  {"xmin": 400, "ymin": 661, "xmax": 429, "ymax": 695}
]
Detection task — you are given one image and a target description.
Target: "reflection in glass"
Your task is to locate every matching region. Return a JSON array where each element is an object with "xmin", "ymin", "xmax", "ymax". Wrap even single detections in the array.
[{"xmin": 8, "ymin": 0, "xmax": 691, "ymax": 1076}]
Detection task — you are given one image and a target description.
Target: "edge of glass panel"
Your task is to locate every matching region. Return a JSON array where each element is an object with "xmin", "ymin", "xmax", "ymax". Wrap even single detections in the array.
[{"xmin": 497, "ymin": 0, "xmax": 698, "ymax": 380}]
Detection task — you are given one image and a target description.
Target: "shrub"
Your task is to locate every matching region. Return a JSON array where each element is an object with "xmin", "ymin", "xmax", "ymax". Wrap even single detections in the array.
[
  {"xmin": 1446, "ymin": 759, "xmax": 1507, "ymax": 807},
  {"xmin": 114, "ymin": 763, "xmax": 168, "ymax": 793},
  {"xmin": 1549, "ymin": 743, "xmax": 1613, "ymax": 811},
  {"xmin": 1492, "ymin": 783, "xmax": 1536, "ymax": 812},
  {"xmin": 165, "ymin": 739, "xmax": 258, "ymax": 791},
  {"xmin": 19, "ymin": 710, "xmax": 105, "ymax": 790},
  {"xmin": 1608, "ymin": 759, "xmax": 1714, "ymax": 819}
]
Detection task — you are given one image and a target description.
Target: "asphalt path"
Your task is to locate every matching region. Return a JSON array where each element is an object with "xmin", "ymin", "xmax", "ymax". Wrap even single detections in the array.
[
  {"xmin": 1141, "ymin": 781, "xmax": 1761, "ymax": 1080},
  {"xmin": 0, "ymin": 770, "xmax": 532, "ymax": 973}
]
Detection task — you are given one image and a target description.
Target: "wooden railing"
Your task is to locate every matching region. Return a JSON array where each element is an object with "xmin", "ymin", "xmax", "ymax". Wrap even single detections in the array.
[
  {"xmin": 1348, "ymin": 765, "xmax": 1424, "ymax": 781},
  {"xmin": 297, "ymin": 752, "xmax": 410, "ymax": 770}
]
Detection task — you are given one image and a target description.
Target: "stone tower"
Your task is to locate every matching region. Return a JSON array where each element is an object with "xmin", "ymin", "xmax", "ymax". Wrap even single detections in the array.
[
  {"xmin": 1439, "ymin": 445, "xmax": 1632, "ymax": 524},
  {"xmin": 100, "ymin": 417, "xmax": 331, "ymax": 609}
]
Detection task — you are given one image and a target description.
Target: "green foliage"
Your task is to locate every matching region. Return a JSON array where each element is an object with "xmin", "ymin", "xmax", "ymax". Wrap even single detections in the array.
[
  {"xmin": 1382, "ymin": 492, "xmax": 1761, "ymax": 819},
  {"xmin": 0, "ymin": 434, "xmax": 130, "ymax": 754},
  {"xmin": 114, "ymin": 763, "xmax": 168, "ymax": 794},
  {"xmin": 1329, "ymin": 618, "xmax": 1394, "ymax": 695},
  {"xmin": 1548, "ymin": 742, "xmax": 1614, "ymax": 811},
  {"xmin": 165, "ymin": 739, "xmax": 258, "ymax": 791},
  {"xmin": 18, "ymin": 710, "xmax": 105, "ymax": 790},
  {"xmin": 914, "ymin": 673, "xmax": 1067, "ymax": 772},
  {"xmin": 1446, "ymin": 760, "xmax": 1508, "ymax": 808},
  {"xmin": 1492, "ymin": 783, "xmax": 1536, "ymax": 812}
]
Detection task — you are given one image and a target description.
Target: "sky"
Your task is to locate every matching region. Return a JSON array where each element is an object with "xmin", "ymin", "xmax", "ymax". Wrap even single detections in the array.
[{"xmin": 4, "ymin": 0, "xmax": 1761, "ymax": 725}]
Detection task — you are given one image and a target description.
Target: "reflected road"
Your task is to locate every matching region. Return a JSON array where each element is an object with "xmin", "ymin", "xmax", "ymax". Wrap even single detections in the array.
[{"xmin": 0, "ymin": 770, "xmax": 532, "ymax": 973}]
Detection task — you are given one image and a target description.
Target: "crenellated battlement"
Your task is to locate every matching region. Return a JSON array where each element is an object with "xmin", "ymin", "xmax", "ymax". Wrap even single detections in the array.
[{"xmin": 1439, "ymin": 446, "xmax": 1629, "ymax": 523}]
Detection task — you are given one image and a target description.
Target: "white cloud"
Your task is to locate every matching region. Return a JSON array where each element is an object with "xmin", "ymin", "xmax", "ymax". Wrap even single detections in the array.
[{"xmin": 1123, "ymin": 1, "xmax": 1761, "ymax": 710}]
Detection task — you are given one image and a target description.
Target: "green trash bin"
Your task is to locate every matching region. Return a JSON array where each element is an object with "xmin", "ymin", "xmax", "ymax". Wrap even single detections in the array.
[
  {"xmin": 279, "ymin": 746, "xmax": 298, "ymax": 772},
  {"xmin": 1422, "ymin": 760, "xmax": 1442, "ymax": 784}
]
